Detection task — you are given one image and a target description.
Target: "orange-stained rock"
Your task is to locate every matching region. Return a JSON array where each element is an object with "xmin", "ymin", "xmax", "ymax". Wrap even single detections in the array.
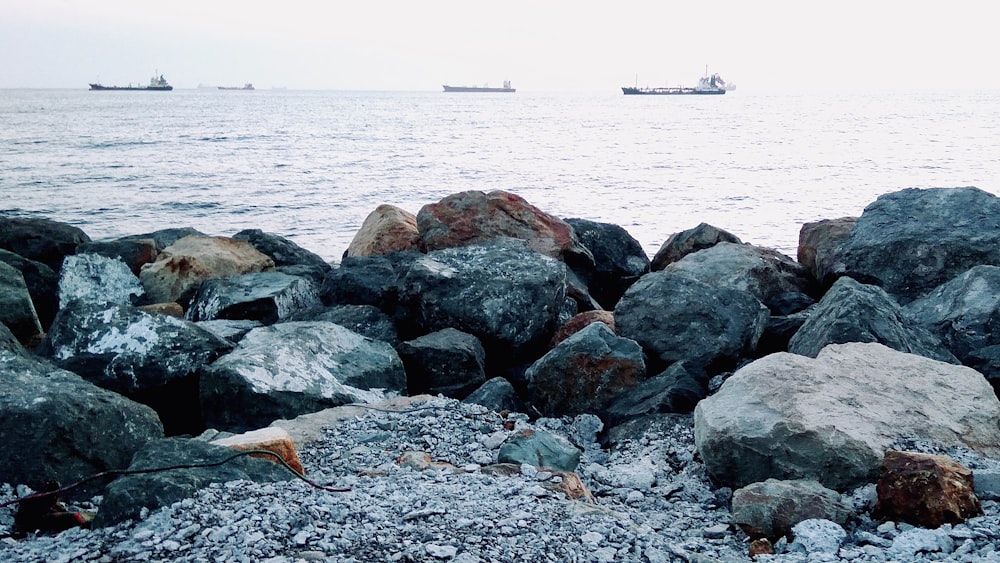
[
  {"xmin": 797, "ymin": 217, "xmax": 857, "ymax": 284},
  {"xmin": 416, "ymin": 190, "xmax": 593, "ymax": 266},
  {"xmin": 138, "ymin": 302, "xmax": 185, "ymax": 318},
  {"xmin": 749, "ymin": 538, "xmax": 774, "ymax": 558},
  {"xmin": 211, "ymin": 426, "xmax": 305, "ymax": 476},
  {"xmin": 346, "ymin": 204, "xmax": 421, "ymax": 258},
  {"xmin": 873, "ymin": 450, "xmax": 982, "ymax": 528},
  {"xmin": 550, "ymin": 310, "xmax": 615, "ymax": 348},
  {"xmin": 139, "ymin": 235, "xmax": 274, "ymax": 305}
]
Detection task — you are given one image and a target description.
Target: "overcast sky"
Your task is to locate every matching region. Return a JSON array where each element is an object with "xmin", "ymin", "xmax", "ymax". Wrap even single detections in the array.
[{"xmin": 1, "ymin": 1, "xmax": 995, "ymax": 92}]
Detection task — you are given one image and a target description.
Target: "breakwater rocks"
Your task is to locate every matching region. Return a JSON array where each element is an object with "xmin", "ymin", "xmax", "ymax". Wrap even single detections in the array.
[{"xmin": 4, "ymin": 187, "xmax": 1000, "ymax": 561}]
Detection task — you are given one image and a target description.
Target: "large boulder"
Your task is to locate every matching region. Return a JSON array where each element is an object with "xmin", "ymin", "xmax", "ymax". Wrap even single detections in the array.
[
  {"xmin": 614, "ymin": 269, "xmax": 769, "ymax": 373},
  {"xmin": 93, "ymin": 437, "xmax": 292, "ymax": 527},
  {"xmin": 650, "ymin": 223, "xmax": 742, "ymax": 271},
  {"xmin": 138, "ymin": 235, "xmax": 275, "ymax": 306},
  {"xmin": 564, "ymin": 218, "xmax": 649, "ymax": 310},
  {"xmin": 200, "ymin": 321, "xmax": 406, "ymax": 433},
  {"xmin": 293, "ymin": 304, "xmax": 402, "ymax": 348},
  {"xmin": 731, "ymin": 479, "xmax": 853, "ymax": 541},
  {"xmin": 40, "ymin": 302, "xmax": 234, "ymax": 435},
  {"xmin": 0, "ymin": 352, "xmax": 163, "ymax": 500},
  {"xmin": 905, "ymin": 265, "xmax": 1000, "ymax": 363},
  {"xmin": 825, "ymin": 187, "xmax": 1000, "ymax": 304},
  {"xmin": 603, "ymin": 361, "xmax": 708, "ymax": 425},
  {"xmin": 664, "ymin": 242, "xmax": 816, "ymax": 315},
  {"xmin": 694, "ymin": 342, "xmax": 1000, "ymax": 492},
  {"xmin": 526, "ymin": 322, "xmax": 645, "ymax": 418},
  {"xmin": 416, "ymin": 190, "xmax": 594, "ymax": 269},
  {"xmin": 119, "ymin": 227, "xmax": 206, "ymax": 253},
  {"xmin": 401, "ymin": 238, "xmax": 567, "ymax": 366},
  {"xmin": 345, "ymin": 204, "xmax": 421, "ymax": 258},
  {"xmin": 398, "ymin": 328, "xmax": 486, "ymax": 398},
  {"xmin": 186, "ymin": 271, "xmax": 322, "ymax": 324},
  {"xmin": 788, "ymin": 277, "xmax": 957, "ymax": 363},
  {"xmin": 76, "ymin": 238, "xmax": 158, "ymax": 276},
  {"xmin": 232, "ymin": 228, "xmax": 332, "ymax": 280},
  {"xmin": 0, "ymin": 249, "xmax": 59, "ymax": 331},
  {"xmin": 0, "ymin": 216, "xmax": 90, "ymax": 272},
  {"xmin": 797, "ymin": 217, "xmax": 856, "ymax": 286},
  {"xmin": 319, "ymin": 251, "xmax": 423, "ymax": 319},
  {"xmin": 58, "ymin": 253, "xmax": 144, "ymax": 309},
  {"xmin": 0, "ymin": 261, "xmax": 42, "ymax": 342}
]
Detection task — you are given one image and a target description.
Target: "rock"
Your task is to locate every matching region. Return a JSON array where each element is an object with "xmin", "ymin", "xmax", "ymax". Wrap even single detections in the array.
[
  {"xmin": 905, "ymin": 265, "xmax": 1000, "ymax": 363},
  {"xmin": 319, "ymin": 251, "xmax": 423, "ymax": 322},
  {"xmin": 967, "ymin": 345, "xmax": 1000, "ymax": 396},
  {"xmin": 58, "ymin": 253, "xmax": 144, "ymax": 309},
  {"xmin": 93, "ymin": 437, "xmax": 292, "ymax": 527},
  {"xmin": 0, "ymin": 322, "xmax": 28, "ymax": 357},
  {"xmin": 873, "ymin": 450, "xmax": 982, "ymax": 528},
  {"xmin": 497, "ymin": 429, "xmax": 581, "ymax": 472},
  {"xmin": 550, "ymin": 309, "xmax": 615, "ymax": 348},
  {"xmin": 797, "ymin": 217, "xmax": 856, "ymax": 286},
  {"xmin": 416, "ymin": 190, "xmax": 594, "ymax": 269},
  {"xmin": 39, "ymin": 301, "xmax": 234, "ymax": 435},
  {"xmin": 398, "ymin": 328, "xmax": 487, "ymax": 398},
  {"xmin": 232, "ymin": 228, "xmax": 332, "ymax": 274},
  {"xmin": 194, "ymin": 319, "xmax": 262, "ymax": 343},
  {"xmin": 527, "ymin": 323, "xmax": 645, "ymax": 418},
  {"xmin": 200, "ymin": 321, "xmax": 406, "ymax": 433},
  {"xmin": 0, "ymin": 261, "xmax": 42, "ymax": 342},
  {"xmin": 614, "ymin": 269, "xmax": 769, "ymax": 374},
  {"xmin": 0, "ymin": 352, "xmax": 163, "ymax": 500},
  {"xmin": 0, "ymin": 249, "xmax": 59, "ymax": 331},
  {"xmin": 345, "ymin": 204, "xmax": 421, "ymax": 257},
  {"xmin": 603, "ymin": 361, "xmax": 708, "ymax": 425},
  {"xmin": 209, "ymin": 426, "xmax": 305, "ymax": 475},
  {"xmin": 756, "ymin": 307, "xmax": 812, "ymax": 357},
  {"xmin": 788, "ymin": 519, "xmax": 847, "ymax": 557},
  {"xmin": 650, "ymin": 223, "xmax": 742, "ymax": 271},
  {"xmin": 401, "ymin": 238, "xmax": 567, "ymax": 366},
  {"xmin": 788, "ymin": 276, "xmax": 957, "ymax": 363},
  {"xmin": 293, "ymin": 303, "xmax": 402, "ymax": 347},
  {"xmin": 462, "ymin": 377, "xmax": 526, "ymax": 413},
  {"xmin": 731, "ymin": 479, "xmax": 852, "ymax": 541},
  {"xmin": 826, "ymin": 187, "xmax": 1000, "ymax": 304},
  {"xmin": 186, "ymin": 271, "xmax": 322, "ymax": 324},
  {"xmin": 138, "ymin": 234, "xmax": 275, "ymax": 306},
  {"xmin": 663, "ymin": 242, "xmax": 816, "ymax": 315},
  {"xmin": 694, "ymin": 342, "xmax": 1000, "ymax": 491},
  {"xmin": 119, "ymin": 227, "xmax": 206, "ymax": 253},
  {"xmin": 564, "ymin": 218, "xmax": 649, "ymax": 310},
  {"xmin": 0, "ymin": 215, "xmax": 90, "ymax": 272},
  {"xmin": 139, "ymin": 302, "xmax": 185, "ymax": 318},
  {"xmin": 77, "ymin": 238, "xmax": 158, "ymax": 276}
]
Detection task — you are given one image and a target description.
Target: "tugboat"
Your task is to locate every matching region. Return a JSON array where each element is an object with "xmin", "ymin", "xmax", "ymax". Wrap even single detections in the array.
[
  {"xmin": 89, "ymin": 73, "xmax": 173, "ymax": 91},
  {"xmin": 442, "ymin": 80, "xmax": 515, "ymax": 93},
  {"xmin": 622, "ymin": 70, "xmax": 730, "ymax": 95}
]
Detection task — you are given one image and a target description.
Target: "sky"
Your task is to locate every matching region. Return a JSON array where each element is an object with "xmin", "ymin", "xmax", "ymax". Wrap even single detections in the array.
[{"xmin": 1, "ymin": 0, "xmax": 996, "ymax": 93}]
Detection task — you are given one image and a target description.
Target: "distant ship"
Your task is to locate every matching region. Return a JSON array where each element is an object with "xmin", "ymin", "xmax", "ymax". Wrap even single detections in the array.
[
  {"xmin": 89, "ymin": 74, "xmax": 173, "ymax": 91},
  {"xmin": 219, "ymin": 83, "xmax": 255, "ymax": 90},
  {"xmin": 442, "ymin": 80, "xmax": 515, "ymax": 93},
  {"xmin": 622, "ymin": 71, "xmax": 730, "ymax": 96}
]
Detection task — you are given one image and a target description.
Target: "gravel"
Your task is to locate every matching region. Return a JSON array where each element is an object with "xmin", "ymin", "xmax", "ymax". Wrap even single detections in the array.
[{"xmin": 3, "ymin": 396, "xmax": 1000, "ymax": 562}]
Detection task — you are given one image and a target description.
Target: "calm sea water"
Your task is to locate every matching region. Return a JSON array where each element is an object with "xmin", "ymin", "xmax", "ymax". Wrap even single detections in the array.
[{"xmin": 2, "ymin": 88, "xmax": 998, "ymax": 263}]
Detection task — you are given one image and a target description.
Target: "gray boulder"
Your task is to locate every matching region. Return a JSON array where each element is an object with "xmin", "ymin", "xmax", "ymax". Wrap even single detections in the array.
[
  {"xmin": 0, "ymin": 352, "xmax": 163, "ymax": 500},
  {"xmin": 905, "ymin": 265, "xmax": 1000, "ymax": 363},
  {"xmin": 664, "ymin": 242, "xmax": 816, "ymax": 315},
  {"xmin": 398, "ymin": 328, "xmax": 487, "ymax": 398},
  {"xmin": 788, "ymin": 277, "xmax": 957, "ymax": 363},
  {"xmin": 694, "ymin": 342, "xmax": 1000, "ymax": 492},
  {"xmin": 0, "ymin": 215, "xmax": 90, "ymax": 272},
  {"xmin": 526, "ymin": 323, "xmax": 645, "ymax": 418},
  {"xmin": 614, "ymin": 269, "xmax": 769, "ymax": 373},
  {"xmin": 462, "ymin": 377, "xmax": 526, "ymax": 413},
  {"xmin": 0, "ymin": 323, "xmax": 28, "ymax": 357},
  {"xmin": 77, "ymin": 238, "xmax": 158, "ymax": 276},
  {"xmin": 319, "ymin": 251, "xmax": 423, "ymax": 323},
  {"xmin": 0, "ymin": 249, "xmax": 59, "ymax": 331},
  {"xmin": 603, "ymin": 361, "xmax": 708, "ymax": 426},
  {"xmin": 58, "ymin": 253, "xmax": 144, "ymax": 309},
  {"xmin": 186, "ymin": 271, "xmax": 322, "ymax": 324},
  {"xmin": 498, "ymin": 430, "xmax": 581, "ymax": 472},
  {"xmin": 731, "ymin": 479, "xmax": 852, "ymax": 541},
  {"xmin": 565, "ymin": 218, "xmax": 650, "ymax": 310},
  {"xmin": 0, "ymin": 261, "xmax": 42, "ymax": 342},
  {"xmin": 292, "ymin": 304, "xmax": 401, "ymax": 348},
  {"xmin": 93, "ymin": 437, "xmax": 292, "ymax": 527},
  {"xmin": 650, "ymin": 222, "xmax": 742, "ymax": 271},
  {"xmin": 401, "ymin": 238, "xmax": 567, "ymax": 365},
  {"xmin": 200, "ymin": 321, "xmax": 406, "ymax": 433},
  {"xmin": 119, "ymin": 227, "xmax": 206, "ymax": 253},
  {"xmin": 40, "ymin": 301, "xmax": 234, "ymax": 435},
  {"xmin": 826, "ymin": 187, "xmax": 1000, "ymax": 304},
  {"xmin": 233, "ymin": 228, "xmax": 332, "ymax": 273}
]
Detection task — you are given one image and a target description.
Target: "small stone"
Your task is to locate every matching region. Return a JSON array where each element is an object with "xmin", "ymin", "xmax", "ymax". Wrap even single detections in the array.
[{"xmin": 425, "ymin": 543, "xmax": 458, "ymax": 559}]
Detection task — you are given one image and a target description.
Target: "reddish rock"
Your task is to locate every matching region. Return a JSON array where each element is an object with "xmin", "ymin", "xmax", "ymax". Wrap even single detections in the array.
[
  {"xmin": 211, "ymin": 426, "xmax": 305, "ymax": 476},
  {"xmin": 749, "ymin": 538, "xmax": 774, "ymax": 558},
  {"xmin": 346, "ymin": 204, "xmax": 421, "ymax": 258},
  {"xmin": 874, "ymin": 450, "xmax": 982, "ymax": 528},
  {"xmin": 138, "ymin": 302, "xmax": 185, "ymax": 318},
  {"xmin": 139, "ymin": 235, "xmax": 274, "ymax": 305},
  {"xmin": 416, "ymin": 190, "xmax": 593, "ymax": 266},
  {"xmin": 550, "ymin": 310, "xmax": 616, "ymax": 348},
  {"xmin": 797, "ymin": 217, "xmax": 856, "ymax": 284}
]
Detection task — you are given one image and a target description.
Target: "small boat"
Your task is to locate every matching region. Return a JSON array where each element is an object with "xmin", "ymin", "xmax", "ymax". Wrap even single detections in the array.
[
  {"xmin": 443, "ymin": 80, "xmax": 515, "ymax": 93},
  {"xmin": 622, "ymin": 71, "xmax": 730, "ymax": 96},
  {"xmin": 219, "ymin": 83, "xmax": 255, "ymax": 90},
  {"xmin": 89, "ymin": 73, "xmax": 173, "ymax": 91}
]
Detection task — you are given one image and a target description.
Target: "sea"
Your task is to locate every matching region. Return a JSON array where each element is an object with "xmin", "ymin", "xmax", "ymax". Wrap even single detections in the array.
[{"xmin": 2, "ymin": 88, "xmax": 998, "ymax": 264}]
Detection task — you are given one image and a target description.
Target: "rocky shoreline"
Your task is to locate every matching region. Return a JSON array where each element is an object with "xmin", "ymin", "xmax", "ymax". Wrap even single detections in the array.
[{"xmin": 4, "ymin": 187, "xmax": 1000, "ymax": 561}]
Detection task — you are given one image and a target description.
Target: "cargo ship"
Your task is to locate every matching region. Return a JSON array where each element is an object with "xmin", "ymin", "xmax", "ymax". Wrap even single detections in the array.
[
  {"xmin": 89, "ymin": 74, "xmax": 173, "ymax": 91},
  {"xmin": 219, "ymin": 83, "xmax": 255, "ymax": 90},
  {"xmin": 442, "ymin": 80, "xmax": 515, "ymax": 93}
]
